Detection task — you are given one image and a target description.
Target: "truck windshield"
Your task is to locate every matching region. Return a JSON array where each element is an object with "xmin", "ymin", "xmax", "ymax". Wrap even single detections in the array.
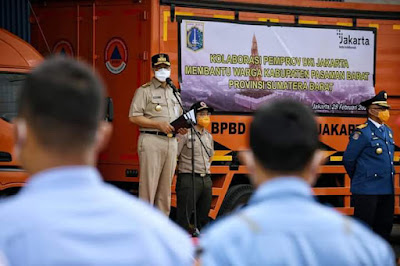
[{"xmin": 0, "ymin": 73, "xmax": 27, "ymax": 123}]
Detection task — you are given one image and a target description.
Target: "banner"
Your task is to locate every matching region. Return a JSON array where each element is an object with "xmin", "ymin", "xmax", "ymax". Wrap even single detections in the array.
[{"xmin": 179, "ymin": 19, "xmax": 376, "ymax": 114}]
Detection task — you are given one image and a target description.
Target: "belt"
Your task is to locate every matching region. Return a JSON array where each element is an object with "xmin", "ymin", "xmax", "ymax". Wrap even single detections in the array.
[
  {"xmin": 179, "ymin": 173, "xmax": 209, "ymax": 177},
  {"xmin": 140, "ymin": 131, "xmax": 176, "ymax": 138},
  {"xmin": 195, "ymin": 173, "xmax": 209, "ymax": 177}
]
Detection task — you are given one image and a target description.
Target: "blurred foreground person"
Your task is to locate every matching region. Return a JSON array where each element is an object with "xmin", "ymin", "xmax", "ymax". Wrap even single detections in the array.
[
  {"xmin": 199, "ymin": 100, "xmax": 394, "ymax": 265},
  {"xmin": 0, "ymin": 57, "xmax": 193, "ymax": 266},
  {"xmin": 0, "ymin": 252, "xmax": 7, "ymax": 266}
]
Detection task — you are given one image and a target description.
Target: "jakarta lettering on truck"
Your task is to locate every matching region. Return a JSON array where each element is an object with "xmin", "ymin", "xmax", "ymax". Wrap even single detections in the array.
[
  {"xmin": 105, "ymin": 38, "xmax": 128, "ymax": 74},
  {"xmin": 337, "ymin": 30, "xmax": 370, "ymax": 46}
]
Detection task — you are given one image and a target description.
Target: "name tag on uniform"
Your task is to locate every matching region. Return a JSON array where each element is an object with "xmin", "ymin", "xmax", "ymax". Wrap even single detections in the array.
[
  {"xmin": 152, "ymin": 96, "xmax": 161, "ymax": 99},
  {"xmin": 175, "ymin": 106, "xmax": 180, "ymax": 117}
]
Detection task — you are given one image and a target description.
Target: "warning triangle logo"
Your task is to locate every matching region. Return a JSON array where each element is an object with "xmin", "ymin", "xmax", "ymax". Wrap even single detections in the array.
[{"xmin": 111, "ymin": 46, "xmax": 122, "ymax": 60}]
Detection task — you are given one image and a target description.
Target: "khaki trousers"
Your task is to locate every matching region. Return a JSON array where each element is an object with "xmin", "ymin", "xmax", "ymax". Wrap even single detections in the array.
[{"xmin": 138, "ymin": 133, "xmax": 177, "ymax": 215}]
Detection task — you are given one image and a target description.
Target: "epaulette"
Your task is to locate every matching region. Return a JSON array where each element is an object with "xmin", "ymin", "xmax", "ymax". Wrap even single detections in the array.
[
  {"xmin": 356, "ymin": 123, "xmax": 368, "ymax": 130},
  {"xmin": 141, "ymin": 82, "xmax": 152, "ymax": 88}
]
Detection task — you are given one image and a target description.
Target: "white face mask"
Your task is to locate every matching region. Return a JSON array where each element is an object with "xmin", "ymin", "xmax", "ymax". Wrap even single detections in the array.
[{"xmin": 154, "ymin": 68, "xmax": 171, "ymax": 82}]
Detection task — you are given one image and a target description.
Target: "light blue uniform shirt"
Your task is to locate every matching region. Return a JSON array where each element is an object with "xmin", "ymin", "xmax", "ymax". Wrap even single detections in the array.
[
  {"xmin": 0, "ymin": 166, "xmax": 194, "ymax": 266},
  {"xmin": 200, "ymin": 177, "xmax": 394, "ymax": 266}
]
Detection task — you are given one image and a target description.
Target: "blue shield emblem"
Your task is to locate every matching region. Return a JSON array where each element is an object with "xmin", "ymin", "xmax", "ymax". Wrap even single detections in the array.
[{"xmin": 187, "ymin": 24, "xmax": 204, "ymax": 52}]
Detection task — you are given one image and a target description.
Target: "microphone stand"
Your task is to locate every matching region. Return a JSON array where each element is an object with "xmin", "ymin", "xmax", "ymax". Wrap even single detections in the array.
[{"xmin": 167, "ymin": 79, "xmax": 210, "ymax": 237}]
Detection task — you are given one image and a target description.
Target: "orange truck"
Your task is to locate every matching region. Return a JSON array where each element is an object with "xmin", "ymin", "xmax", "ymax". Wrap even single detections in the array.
[
  {"xmin": 1, "ymin": 0, "xmax": 400, "ymax": 219},
  {"xmin": 0, "ymin": 29, "xmax": 43, "ymax": 196}
]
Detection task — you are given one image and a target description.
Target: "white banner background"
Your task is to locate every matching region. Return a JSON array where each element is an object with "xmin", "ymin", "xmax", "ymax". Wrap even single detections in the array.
[{"xmin": 180, "ymin": 19, "xmax": 375, "ymax": 114}]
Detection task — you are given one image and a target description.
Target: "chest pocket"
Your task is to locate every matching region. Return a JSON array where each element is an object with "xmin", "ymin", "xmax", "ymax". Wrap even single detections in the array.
[
  {"xmin": 370, "ymin": 139, "xmax": 385, "ymax": 153},
  {"xmin": 150, "ymin": 91, "xmax": 167, "ymax": 105},
  {"xmin": 185, "ymin": 139, "xmax": 200, "ymax": 157},
  {"xmin": 189, "ymin": 137, "xmax": 213, "ymax": 157},
  {"xmin": 365, "ymin": 139, "xmax": 389, "ymax": 178},
  {"xmin": 171, "ymin": 96, "xmax": 178, "ymax": 105},
  {"xmin": 204, "ymin": 137, "xmax": 213, "ymax": 157},
  {"xmin": 389, "ymin": 139, "xmax": 395, "ymax": 154},
  {"xmin": 148, "ymin": 91, "xmax": 168, "ymax": 116},
  {"xmin": 171, "ymin": 96, "xmax": 181, "ymax": 118},
  {"xmin": 186, "ymin": 138, "xmax": 195, "ymax": 149}
]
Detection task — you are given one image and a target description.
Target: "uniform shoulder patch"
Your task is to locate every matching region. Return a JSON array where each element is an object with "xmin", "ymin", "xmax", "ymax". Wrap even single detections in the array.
[
  {"xmin": 141, "ymin": 82, "xmax": 152, "ymax": 88},
  {"xmin": 352, "ymin": 131, "xmax": 361, "ymax": 140},
  {"xmin": 356, "ymin": 123, "xmax": 367, "ymax": 129}
]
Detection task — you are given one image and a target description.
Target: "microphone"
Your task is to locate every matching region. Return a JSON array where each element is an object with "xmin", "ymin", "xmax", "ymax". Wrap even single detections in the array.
[{"xmin": 166, "ymin": 78, "xmax": 178, "ymax": 93}]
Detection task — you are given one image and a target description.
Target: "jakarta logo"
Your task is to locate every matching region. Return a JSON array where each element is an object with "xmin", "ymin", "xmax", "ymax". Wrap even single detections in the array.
[
  {"xmin": 186, "ymin": 22, "xmax": 204, "ymax": 52},
  {"xmin": 53, "ymin": 40, "xmax": 74, "ymax": 57},
  {"xmin": 105, "ymin": 38, "xmax": 128, "ymax": 74}
]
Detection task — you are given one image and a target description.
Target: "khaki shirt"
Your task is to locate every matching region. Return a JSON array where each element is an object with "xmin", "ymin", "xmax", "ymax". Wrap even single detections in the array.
[
  {"xmin": 129, "ymin": 78, "xmax": 182, "ymax": 131},
  {"xmin": 177, "ymin": 129, "xmax": 214, "ymax": 174}
]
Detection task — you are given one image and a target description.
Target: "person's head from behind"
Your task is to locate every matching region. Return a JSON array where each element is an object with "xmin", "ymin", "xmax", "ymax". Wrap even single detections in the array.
[
  {"xmin": 241, "ymin": 99, "xmax": 323, "ymax": 187},
  {"xmin": 15, "ymin": 57, "xmax": 112, "ymax": 174}
]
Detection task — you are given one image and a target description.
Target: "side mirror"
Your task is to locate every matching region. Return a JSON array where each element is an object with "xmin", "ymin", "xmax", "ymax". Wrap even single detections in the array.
[
  {"xmin": 105, "ymin": 97, "xmax": 114, "ymax": 122},
  {"xmin": 0, "ymin": 116, "xmax": 11, "ymax": 123},
  {"xmin": 0, "ymin": 113, "xmax": 16, "ymax": 123}
]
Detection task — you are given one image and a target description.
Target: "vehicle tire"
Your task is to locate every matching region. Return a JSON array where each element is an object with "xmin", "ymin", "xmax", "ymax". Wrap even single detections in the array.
[{"xmin": 219, "ymin": 184, "xmax": 253, "ymax": 216}]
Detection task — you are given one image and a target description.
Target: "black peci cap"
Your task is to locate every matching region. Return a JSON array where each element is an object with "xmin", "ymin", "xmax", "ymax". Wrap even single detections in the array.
[
  {"xmin": 360, "ymin": 90, "xmax": 390, "ymax": 108},
  {"xmin": 151, "ymin": 53, "xmax": 170, "ymax": 67},
  {"xmin": 190, "ymin": 101, "xmax": 214, "ymax": 114}
]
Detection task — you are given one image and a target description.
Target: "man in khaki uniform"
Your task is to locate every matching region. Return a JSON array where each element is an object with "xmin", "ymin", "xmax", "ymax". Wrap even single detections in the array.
[
  {"xmin": 176, "ymin": 101, "xmax": 214, "ymax": 232},
  {"xmin": 129, "ymin": 53, "xmax": 186, "ymax": 215}
]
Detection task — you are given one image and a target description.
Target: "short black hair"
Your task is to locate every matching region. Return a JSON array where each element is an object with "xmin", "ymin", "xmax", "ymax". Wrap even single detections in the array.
[
  {"xmin": 250, "ymin": 99, "xmax": 319, "ymax": 172},
  {"xmin": 18, "ymin": 56, "xmax": 105, "ymax": 151}
]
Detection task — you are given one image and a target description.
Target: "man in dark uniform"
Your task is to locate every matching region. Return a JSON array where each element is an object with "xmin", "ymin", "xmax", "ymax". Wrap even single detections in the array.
[{"xmin": 343, "ymin": 90, "xmax": 395, "ymax": 241}]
